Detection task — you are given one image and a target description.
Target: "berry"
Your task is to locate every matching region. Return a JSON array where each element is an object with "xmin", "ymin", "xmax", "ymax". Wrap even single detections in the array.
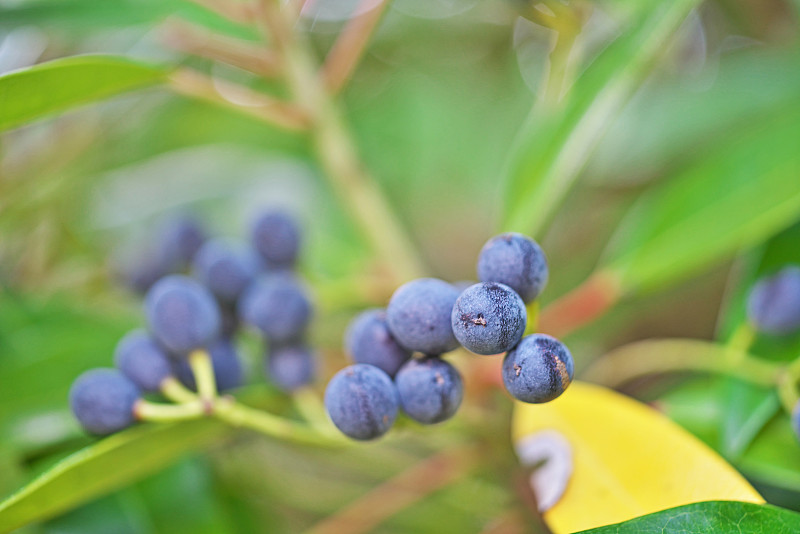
[
  {"xmin": 267, "ymin": 344, "xmax": 315, "ymax": 392},
  {"xmin": 69, "ymin": 369, "xmax": 141, "ymax": 435},
  {"xmin": 193, "ymin": 239, "xmax": 260, "ymax": 303},
  {"xmin": 395, "ymin": 357, "xmax": 463, "ymax": 424},
  {"xmin": 238, "ymin": 273, "xmax": 312, "ymax": 343},
  {"xmin": 145, "ymin": 275, "xmax": 221, "ymax": 354},
  {"xmin": 157, "ymin": 215, "xmax": 207, "ymax": 270},
  {"xmin": 451, "ymin": 282, "xmax": 527, "ymax": 355},
  {"xmin": 324, "ymin": 364, "xmax": 399, "ymax": 440},
  {"xmin": 345, "ymin": 309, "xmax": 412, "ymax": 377},
  {"xmin": 477, "ymin": 233, "xmax": 548, "ymax": 303},
  {"xmin": 250, "ymin": 210, "xmax": 300, "ymax": 268},
  {"xmin": 502, "ymin": 334, "xmax": 573, "ymax": 403},
  {"xmin": 114, "ymin": 329, "xmax": 173, "ymax": 392},
  {"xmin": 386, "ymin": 278, "xmax": 460, "ymax": 355},
  {"xmin": 173, "ymin": 339, "xmax": 244, "ymax": 392},
  {"xmin": 747, "ymin": 265, "xmax": 800, "ymax": 335},
  {"xmin": 219, "ymin": 303, "xmax": 241, "ymax": 339},
  {"xmin": 793, "ymin": 400, "xmax": 800, "ymax": 443},
  {"xmin": 117, "ymin": 247, "xmax": 174, "ymax": 294}
]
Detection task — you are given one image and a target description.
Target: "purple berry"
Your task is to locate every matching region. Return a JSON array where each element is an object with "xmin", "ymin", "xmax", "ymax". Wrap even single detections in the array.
[
  {"xmin": 395, "ymin": 357, "xmax": 463, "ymax": 424},
  {"xmin": 324, "ymin": 364, "xmax": 399, "ymax": 441},
  {"xmin": 451, "ymin": 282, "xmax": 527, "ymax": 355},
  {"xmin": 477, "ymin": 233, "xmax": 548, "ymax": 303},
  {"xmin": 502, "ymin": 334, "xmax": 573, "ymax": 403},
  {"xmin": 386, "ymin": 278, "xmax": 460, "ymax": 355},
  {"xmin": 267, "ymin": 345, "xmax": 315, "ymax": 392},
  {"xmin": 238, "ymin": 273, "xmax": 312, "ymax": 343},
  {"xmin": 69, "ymin": 369, "xmax": 141, "ymax": 435},
  {"xmin": 193, "ymin": 239, "xmax": 260, "ymax": 303},
  {"xmin": 345, "ymin": 309, "xmax": 412, "ymax": 377},
  {"xmin": 747, "ymin": 265, "xmax": 800, "ymax": 335},
  {"xmin": 173, "ymin": 339, "xmax": 244, "ymax": 392},
  {"xmin": 250, "ymin": 210, "xmax": 301, "ymax": 268},
  {"xmin": 114, "ymin": 329, "xmax": 173, "ymax": 392}
]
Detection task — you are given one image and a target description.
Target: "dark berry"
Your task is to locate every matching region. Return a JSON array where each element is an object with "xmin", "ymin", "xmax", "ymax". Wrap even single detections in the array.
[
  {"xmin": 114, "ymin": 329, "xmax": 173, "ymax": 392},
  {"xmin": 386, "ymin": 278, "xmax": 460, "ymax": 355},
  {"xmin": 145, "ymin": 275, "xmax": 221, "ymax": 354},
  {"xmin": 747, "ymin": 265, "xmax": 800, "ymax": 335},
  {"xmin": 345, "ymin": 309, "xmax": 412, "ymax": 377},
  {"xmin": 157, "ymin": 214, "xmax": 207, "ymax": 270},
  {"xmin": 238, "ymin": 273, "xmax": 312, "ymax": 343},
  {"xmin": 250, "ymin": 210, "xmax": 300, "ymax": 268},
  {"xmin": 451, "ymin": 282, "xmax": 526, "ymax": 355},
  {"xmin": 395, "ymin": 357, "xmax": 463, "ymax": 424},
  {"xmin": 324, "ymin": 364, "xmax": 399, "ymax": 440},
  {"xmin": 266, "ymin": 344, "xmax": 315, "ymax": 392},
  {"xmin": 502, "ymin": 334, "xmax": 573, "ymax": 403},
  {"xmin": 69, "ymin": 369, "xmax": 141, "ymax": 435},
  {"xmin": 792, "ymin": 400, "xmax": 800, "ymax": 443},
  {"xmin": 192, "ymin": 239, "xmax": 260, "ymax": 303},
  {"xmin": 477, "ymin": 233, "xmax": 548, "ymax": 303},
  {"xmin": 173, "ymin": 339, "xmax": 244, "ymax": 392}
]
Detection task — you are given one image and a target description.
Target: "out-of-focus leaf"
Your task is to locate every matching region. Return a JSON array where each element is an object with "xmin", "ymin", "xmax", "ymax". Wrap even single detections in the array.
[
  {"xmin": 0, "ymin": 55, "xmax": 167, "ymax": 132},
  {"xmin": 599, "ymin": 107, "xmax": 800, "ymax": 294},
  {"xmin": 513, "ymin": 381, "xmax": 762, "ymax": 534},
  {"xmin": 501, "ymin": 0, "xmax": 699, "ymax": 236},
  {"xmin": 0, "ymin": 420, "xmax": 230, "ymax": 533},
  {"xmin": 738, "ymin": 415, "xmax": 800, "ymax": 492},
  {"xmin": 720, "ymin": 380, "xmax": 780, "ymax": 460},
  {"xmin": 576, "ymin": 501, "xmax": 800, "ymax": 533}
]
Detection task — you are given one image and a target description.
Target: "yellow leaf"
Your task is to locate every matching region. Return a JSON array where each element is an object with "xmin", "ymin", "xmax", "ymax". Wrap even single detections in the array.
[{"xmin": 512, "ymin": 381, "xmax": 763, "ymax": 533}]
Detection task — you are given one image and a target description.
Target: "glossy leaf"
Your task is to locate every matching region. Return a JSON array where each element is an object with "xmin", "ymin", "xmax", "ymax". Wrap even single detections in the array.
[
  {"xmin": 0, "ymin": 419, "xmax": 229, "ymax": 533},
  {"xmin": 501, "ymin": 0, "xmax": 699, "ymax": 236},
  {"xmin": 0, "ymin": 55, "xmax": 167, "ymax": 132},
  {"xmin": 513, "ymin": 381, "xmax": 762, "ymax": 534},
  {"xmin": 577, "ymin": 501, "xmax": 800, "ymax": 533}
]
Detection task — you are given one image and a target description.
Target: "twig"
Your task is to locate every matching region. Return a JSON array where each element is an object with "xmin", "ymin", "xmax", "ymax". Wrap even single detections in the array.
[
  {"xmin": 304, "ymin": 446, "xmax": 479, "ymax": 534},
  {"xmin": 322, "ymin": 0, "xmax": 391, "ymax": 94},
  {"xmin": 163, "ymin": 21, "xmax": 282, "ymax": 78},
  {"xmin": 168, "ymin": 68, "xmax": 311, "ymax": 131}
]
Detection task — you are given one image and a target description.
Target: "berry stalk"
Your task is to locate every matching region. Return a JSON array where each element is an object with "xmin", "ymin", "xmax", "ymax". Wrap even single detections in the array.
[{"xmin": 188, "ymin": 349, "xmax": 218, "ymax": 404}]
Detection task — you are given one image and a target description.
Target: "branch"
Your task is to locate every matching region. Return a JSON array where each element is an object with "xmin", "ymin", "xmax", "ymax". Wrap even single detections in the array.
[
  {"xmin": 322, "ymin": 0, "xmax": 391, "ymax": 94},
  {"xmin": 162, "ymin": 21, "xmax": 282, "ymax": 78},
  {"xmin": 167, "ymin": 68, "xmax": 311, "ymax": 131}
]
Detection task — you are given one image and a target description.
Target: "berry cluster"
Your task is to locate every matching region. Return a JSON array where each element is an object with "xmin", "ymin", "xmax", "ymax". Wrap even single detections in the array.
[
  {"xmin": 324, "ymin": 232, "xmax": 574, "ymax": 441},
  {"xmin": 70, "ymin": 211, "xmax": 315, "ymax": 435}
]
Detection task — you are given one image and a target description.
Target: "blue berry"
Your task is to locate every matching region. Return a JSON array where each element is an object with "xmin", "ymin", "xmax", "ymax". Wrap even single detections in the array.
[
  {"xmin": 747, "ymin": 265, "xmax": 800, "ymax": 335},
  {"xmin": 69, "ymin": 369, "xmax": 141, "ymax": 435},
  {"xmin": 345, "ymin": 309, "xmax": 412, "ymax": 377},
  {"xmin": 193, "ymin": 239, "xmax": 260, "ymax": 303},
  {"xmin": 267, "ymin": 345, "xmax": 315, "ymax": 392},
  {"xmin": 238, "ymin": 273, "xmax": 312, "ymax": 343},
  {"xmin": 173, "ymin": 339, "xmax": 244, "ymax": 392},
  {"xmin": 145, "ymin": 275, "xmax": 221, "ymax": 354},
  {"xmin": 117, "ymin": 247, "xmax": 174, "ymax": 295},
  {"xmin": 502, "ymin": 334, "xmax": 573, "ymax": 403},
  {"xmin": 477, "ymin": 233, "xmax": 548, "ymax": 303},
  {"xmin": 792, "ymin": 400, "xmax": 800, "ymax": 443},
  {"xmin": 250, "ymin": 210, "xmax": 300, "ymax": 268},
  {"xmin": 157, "ymin": 215, "xmax": 207, "ymax": 270},
  {"xmin": 386, "ymin": 278, "xmax": 460, "ymax": 355},
  {"xmin": 324, "ymin": 364, "xmax": 399, "ymax": 440},
  {"xmin": 114, "ymin": 329, "xmax": 173, "ymax": 392},
  {"xmin": 395, "ymin": 357, "xmax": 463, "ymax": 424},
  {"xmin": 451, "ymin": 282, "xmax": 527, "ymax": 355},
  {"xmin": 219, "ymin": 304, "xmax": 241, "ymax": 339}
]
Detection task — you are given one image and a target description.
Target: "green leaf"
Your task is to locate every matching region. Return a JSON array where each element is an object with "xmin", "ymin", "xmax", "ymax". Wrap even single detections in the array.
[
  {"xmin": 738, "ymin": 414, "xmax": 800, "ymax": 492},
  {"xmin": 0, "ymin": 420, "xmax": 230, "ymax": 533},
  {"xmin": 0, "ymin": 55, "xmax": 167, "ymax": 132},
  {"xmin": 577, "ymin": 501, "xmax": 800, "ymax": 533},
  {"xmin": 501, "ymin": 0, "xmax": 700, "ymax": 236},
  {"xmin": 600, "ymin": 106, "xmax": 800, "ymax": 294},
  {"xmin": 719, "ymin": 380, "xmax": 780, "ymax": 461}
]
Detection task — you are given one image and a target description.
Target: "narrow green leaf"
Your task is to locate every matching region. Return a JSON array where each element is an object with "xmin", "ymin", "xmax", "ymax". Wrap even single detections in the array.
[
  {"xmin": 577, "ymin": 501, "xmax": 800, "ymax": 533},
  {"xmin": 0, "ymin": 55, "xmax": 167, "ymax": 132},
  {"xmin": 501, "ymin": 0, "xmax": 699, "ymax": 236},
  {"xmin": 720, "ymin": 381, "xmax": 780, "ymax": 461},
  {"xmin": 601, "ymin": 107, "xmax": 800, "ymax": 294},
  {"xmin": 0, "ymin": 420, "xmax": 229, "ymax": 533},
  {"xmin": 738, "ymin": 415, "xmax": 800, "ymax": 492}
]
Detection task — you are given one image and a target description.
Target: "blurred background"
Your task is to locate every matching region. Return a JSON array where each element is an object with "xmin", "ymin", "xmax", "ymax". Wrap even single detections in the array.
[{"xmin": 1, "ymin": 0, "xmax": 800, "ymax": 532}]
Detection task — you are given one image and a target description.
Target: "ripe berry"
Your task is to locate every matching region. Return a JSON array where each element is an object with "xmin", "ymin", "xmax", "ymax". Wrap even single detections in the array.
[
  {"xmin": 145, "ymin": 275, "xmax": 221, "ymax": 354},
  {"xmin": 69, "ymin": 369, "xmax": 141, "ymax": 435},
  {"xmin": 157, "ymin": 214, "xmax": 207, "ymax": 270},
  {"xmin": 395, "ymin": 357, "xmax": 463, "ymax": 424},
  {"xmin": 114, "ymin": 329, "xmax": 173, "ymax": 392},
  {"xmin": 747, "ymin": 265, "xmax": 800, "ymax": 335},
  {"xmin": 792, "ymin": 400, "xmax": 800, "ymax": 443},
  {"xmin": 386, "ymin": 278, "xmax": 460, "ymax": 355},
  {"xmin": 451, "ymin": 282, "xmax": 526, "ymax": 355},
  {"xmin": 345, "ymin": 309, "xmax": 412, "ymax": 377},
  {"xmin": 502, "ymin": 334, "xmax": 573, "ymax": 403},
  {"xmin": 193, "ymin": 239, "xmax": 260, "ymax": 303},
  {"xmin": 250, "ymin": 210, "xmax": 300, "ymax": 268},
  {"xmin": 173, "ymin": 339, "xmax": 244, "ymax": 392},
  {"xmin": 324, "ymin": 364, "xmax": 399, "ymax": 440},
  {"xmin": 238, "ymin": 273, "xmax": 312, "ymax": 343},
  {"xmin": 266, "ymin": 344, "xmax": 315, "ymax": 392},
  {"xmin": 477, "ymin": 233, "xmax": 548, "ymax": 303}
]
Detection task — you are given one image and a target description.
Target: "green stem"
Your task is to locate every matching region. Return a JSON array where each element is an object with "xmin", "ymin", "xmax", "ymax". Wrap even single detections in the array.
[
  {"xmin": 213, "ymin": 398, "xmax": 347, "ymax": 447},
  {"xmin": 291, "ymin": 387, "xmax": 336, "ymax": 435},
  {"xmin": 778, "ymin": 357, "xmax": 800, "ymax": 414},
  {"xmin": 160, "ymin": 376, "xmax": 198, "ymax": 404},
  {"xmin": 189, "ymin": 349, "xmax": 217, "ymax": 403},
  {"xmin": 134, "ymin": 400, "xmax": 205, "ymax": 422}
]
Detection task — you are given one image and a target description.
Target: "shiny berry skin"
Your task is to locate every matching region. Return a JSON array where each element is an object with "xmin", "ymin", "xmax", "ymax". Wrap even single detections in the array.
[
  {"xmin": 502, "ymin": 334, "xmax": 573, "ymax": 403},
  {"xmin": 345, "ymin": 309, "xmax": 412, "ymax": 377},
  {"xmin": 477, "ymin": 233, "xmax": 548, "ymax": 303},
  {"xmin": 395, "ymin": 357, "xmax": 463, "ymax": 424},
  {"xmin": 69, "ymin": 369, "xmax": 141, "ymax": 435},
  {"xmin": 324, "ymin": 364, "xmax": 399, "ymax": 441},
  {"xmin": 747, "ymin": 265, "xmax": 800, "ymax": 335},
  {"xmin": 114, "ymin": 329, "xmax": 173, "ymax": 392},
  {"xmin": 386, "ymin": 278, "xmax": 460, "ymax": 355},
  {"xmin": 451, "ymin": 282, "xmax": 526, "ymax": 355}
]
